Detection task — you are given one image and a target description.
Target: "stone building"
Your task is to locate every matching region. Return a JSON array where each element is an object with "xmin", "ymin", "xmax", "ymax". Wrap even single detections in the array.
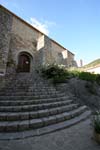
[{"xmin": 0, "ymin": 5, "xmax": 77, "ymax": 75}]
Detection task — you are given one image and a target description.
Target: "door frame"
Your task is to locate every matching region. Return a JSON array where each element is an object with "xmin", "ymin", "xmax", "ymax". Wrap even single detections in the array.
[{"xmin": 17, "ymin": 52, "xmax": 33, "ymax": 72}]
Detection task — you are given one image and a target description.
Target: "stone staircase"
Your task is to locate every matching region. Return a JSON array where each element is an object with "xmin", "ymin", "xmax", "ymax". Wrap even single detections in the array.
[{"xmin": 0, "ymin": 73, "xmax": 91, "ymax": 139}]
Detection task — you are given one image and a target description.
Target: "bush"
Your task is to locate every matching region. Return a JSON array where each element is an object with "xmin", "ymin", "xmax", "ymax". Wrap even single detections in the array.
[
  {"xmin": 40, "ymin": 64, "xmax": 100, "ymax": 84},
  {"xmin": 53, "ymin": 76, "xmax": 67, "ymax": 83},
  {"xmin": 93, "ymin": 111, "xmax": 100, "ymax": 134},
  {"xmin": 78, "ymin": 72, "xmax": 97, "ymax": 82},
  {"xmin": 41, "ymin": 64, "xmax": 69, "ymax": 83},
  {"xmin": 41, "ymin": 65, "xmax": 64, "ymax": 78},
  {"xmin": 68, "ymin": 70, "xmax": 80, "ymax": 78},
  {"xmin": 96, "ymin": 74, "xmax": 100, "ymax": 85}
]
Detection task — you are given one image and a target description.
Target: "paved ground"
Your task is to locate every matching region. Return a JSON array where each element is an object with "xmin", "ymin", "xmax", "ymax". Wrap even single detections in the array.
[{"xmin": 0, "ymin": 119, "xmax": 100, "ymax": 150}]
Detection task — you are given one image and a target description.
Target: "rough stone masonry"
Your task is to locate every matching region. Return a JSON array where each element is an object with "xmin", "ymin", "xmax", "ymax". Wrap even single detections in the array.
[{"xmin": 0, "ymin": 5, "xmax": 77, "ymax": 75}]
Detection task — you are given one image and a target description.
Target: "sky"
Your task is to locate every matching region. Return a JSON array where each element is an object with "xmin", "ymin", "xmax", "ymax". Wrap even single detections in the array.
[{"xmin": 0, "ymin": 0, "xmax": 100, "ymax": 66}]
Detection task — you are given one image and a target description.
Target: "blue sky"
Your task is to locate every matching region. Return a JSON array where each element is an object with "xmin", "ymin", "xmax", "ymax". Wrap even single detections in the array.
[{"xmin": 0, "ymin": 0, "xmax": 100, "ymax": 66}]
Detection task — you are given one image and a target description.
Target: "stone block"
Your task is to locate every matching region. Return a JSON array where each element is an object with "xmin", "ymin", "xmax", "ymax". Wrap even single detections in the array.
[
  {"xmin": 43, "ymin": 116, "xmax": 56, "ymax": 126},
  {"xmin": 38, "ymin": 109, "xmax": 49, "ymax": 118},
  {"xmin": 56, "ymin": 114, "xmax": 65, "ymax": 123},
  {"xmin": 29, "ymin": 112, "xmax": 38, "ymax": 119},
  {"xmin": 29, "ymin": 119, "xmax": 43, "ymax": 129},
  {"xmin": 6, "ymin": 122, "xmax": 19, "ymax": 131},
  {"xmin": 18, "ymin": 120, "xmax": 29, "ymax": 131}
]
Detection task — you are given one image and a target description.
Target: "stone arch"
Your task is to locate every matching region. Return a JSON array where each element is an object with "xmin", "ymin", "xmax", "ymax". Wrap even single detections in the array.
[{"xmin": 17, "ymin": 52, "xmax": 33, "ymax": 72}]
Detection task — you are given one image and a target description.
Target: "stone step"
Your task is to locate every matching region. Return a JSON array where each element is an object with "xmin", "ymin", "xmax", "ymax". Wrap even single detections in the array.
[
  {"xmin": 1, "ymin": 86, "xmax": 56, "ymax": 90},
  {"xmin": 7, "ymin": 85, "xmax": 52, "ymax": 88},
  {"xmin": 10, "ymin": 82, "xmax": 49, "ymax": 85},
  {"xmin": 0, "ymin": 88, "xmax": 57, "ymax": 93},
  {"xmin": 6, "ymin": 76, "xmax": 46, "ymax": 80},
  {"xmin": 0, "ymin": 96, "xmax": 71, "ymax": 106},
  {"xmin": 0, "ymin": 73, "xmax": 91, "ymax": 139},
  {"xmin": 10, "ymin": 81, "xmax": 49, "ymax": 84},
  {"xmin": 0, "ymin": 110, "xmax": 91, "ymax": 140},
  {"xmin": 0, "ymin": 91, "xmax": 61, "ymax": 96},
  {"xmin": 0, "ymin": 100, "xmax": 72, "ymax": 112},
  {"xmin": 0, "ymin": 94, "xmax": 66, "ymax": 100},
  {"xmin": 0, "ymin": 103, "xmax": 78, "ymax": 121},
  {"xmin": 9, "ymin": 78, "xmax": 50, "ymax": 81},
  {"xmin": 0, "ymin": 106, "xmax": 88, "ymax": 132},
  {"xmin": 5, "ymin": 82, "xmax": 53, "ymax": 86}
]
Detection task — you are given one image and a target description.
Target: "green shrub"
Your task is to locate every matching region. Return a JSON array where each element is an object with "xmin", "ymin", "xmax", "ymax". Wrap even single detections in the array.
[
  {"xmin": 78, "ymin": 72, "xmax": 96, "ymax": 82},
  {"xmin": 53, "ymin": 76, "xmax": 67, "ymax": 84},
  {"xmin": 68, "ymin": 70, "xmax": 80, "ymax": 77},
  {"xmin": 96, "ymin": 74, "xmax": 100, "ymax": 85},
  {"xmin": 41, "ymin": 64, "xmax": 69, "ymax": 83},
  {"xmin": 40, "ymin": 64, "xmax": 100, "ymax": 84},
  {"xmin": 93, "ymin": 111, "xmax": 100, "ymax": 134}
]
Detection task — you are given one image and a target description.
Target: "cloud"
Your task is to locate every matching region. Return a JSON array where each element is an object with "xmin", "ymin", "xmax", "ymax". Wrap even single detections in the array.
[
  {"xmin": 28, "ymin": 17, "xmax": 56, "ymax": 35},
  {"xmin": 0, "ymin": 0, "xmax": 9, "ymax": 6},
  {"xmin": 0, "ymin": 0, "xmax": 24, "ymax": 13},
  {"xmin": 30, "ymin": 18, "xmax": 49, "ymax": 35}
]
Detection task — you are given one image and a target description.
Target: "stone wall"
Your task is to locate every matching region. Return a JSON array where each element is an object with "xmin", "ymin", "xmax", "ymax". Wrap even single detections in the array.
[
  {"xmin": 67, "ymin": 50, "xmax": 77, "ymax": 67},
  {"xmin": 0, "ymin": 5, "xmax": 77, "ymax": 74},
  {"xmin": 43, "ymin": 36, "xmax": 55, "ymax": 65},
  {"xmin": 0, "ymin": 6, "xmax": 13, "ymax": 74},
  {"xmin": 0, "ymin": 71, "xmax": 15, "ymax": 90},
  {"xmin": 56, "ymin": 78, "xmax": 100, "ymax": 111},
  {"xmin": 36, "ymin": 36, "xmax": 57, "ymax": 66},
  {"xmin": 51, "ymin": 41, "xmax": 77, "ymax": 67},
  {"xmin": 36, "ymin": 36, "xmax": 69, "ymax": 66},
  {"xmin": 9, "ymin": 16, "xmax": 44, "ymax": 71},
  {"xmin": 36, "ymin": 35, "xmax": 45, "ymax": 66},
  {"xmin": 51, "ymin": 41, "xmax": 64, "ymax": 65}
]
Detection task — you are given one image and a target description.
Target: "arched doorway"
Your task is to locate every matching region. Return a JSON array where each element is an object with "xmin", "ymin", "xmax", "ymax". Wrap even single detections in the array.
[{"xmin": 17, "ymin": 53, "xmax": 31, "ymax": 72}]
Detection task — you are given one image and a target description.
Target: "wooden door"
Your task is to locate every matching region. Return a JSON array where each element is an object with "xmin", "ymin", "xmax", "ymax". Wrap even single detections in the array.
[{"xmin": 18, "ymin": 54, "xmax": 30, "ymax": 72}]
